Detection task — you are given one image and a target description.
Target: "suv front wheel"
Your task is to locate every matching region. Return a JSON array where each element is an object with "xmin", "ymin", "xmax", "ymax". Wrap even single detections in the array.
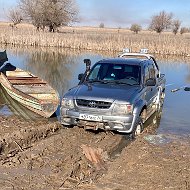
[{"xmin": 130, "ymin": 115, "xmax": 143, "ymax": 139}]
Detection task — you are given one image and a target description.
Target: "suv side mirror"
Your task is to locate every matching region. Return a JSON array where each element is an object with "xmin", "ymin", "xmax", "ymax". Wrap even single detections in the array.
[
  {"xmin": 84, "ymin": 59, "xmax": 91, "ymax": 72},
  {"xmin": 146, "ymin": 78, "xmax": 156, "ymax": 86},
  {"xmin": 78, "ymin": 73, "xmax": 84, "ymax": 81}
]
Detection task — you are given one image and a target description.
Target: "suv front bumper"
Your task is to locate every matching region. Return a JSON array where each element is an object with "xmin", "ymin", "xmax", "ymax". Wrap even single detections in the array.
[{"xmin": 60, "ymin": 107, "xmax": 138, "ymax": 133}]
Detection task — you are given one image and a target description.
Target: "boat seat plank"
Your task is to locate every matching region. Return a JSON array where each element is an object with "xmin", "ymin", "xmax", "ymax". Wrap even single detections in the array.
[
  {"xmin": 6, "ymin": 71, "xmax": 34, "ymax": 77},
  {"xmin": 7, "ymin": 76, "xmax": 38, "ymax": 80},
  {"xmin": 14, "ymin": 85, "xmax": 54, "ymax": 94},
  {"xmin": 29, "ymin": 93, "xmax": 56, "ymax": 100},
  {"xmin": 10, "ymin": 79, "xmax": 46, "ymax": 85}
]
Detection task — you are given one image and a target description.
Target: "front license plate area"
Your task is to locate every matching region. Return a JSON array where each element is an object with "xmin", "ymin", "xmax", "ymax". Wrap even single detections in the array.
[{"xmin": 79, "ymin": 114, "xmax": 102, "ymax": 122}]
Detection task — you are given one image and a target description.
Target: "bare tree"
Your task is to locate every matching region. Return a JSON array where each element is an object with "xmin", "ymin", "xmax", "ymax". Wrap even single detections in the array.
[
  {"xmin": 180, "ymin": 27, "xmax": 189, "ymax": 35},
  {"xmin": 130, "ymin": 24, "xmax": 142, "ymax": 34},
  {"xmin": 19, "ymin": 0, "xmax": 78, "ymax": 32},
  {"xmin": 172, "ymin": 20, "xmax": 181, "ymax": 35},
  {"xmin": 8, "ymin": 7, "xmax": 23, "ymax": 28},
  {"xmin": 99, "ymin": 23, "xmax": 104, "ymax": 28},
  {"xmin": 149, "ymin": 11, "xmax": 173, "ymax": 33}
]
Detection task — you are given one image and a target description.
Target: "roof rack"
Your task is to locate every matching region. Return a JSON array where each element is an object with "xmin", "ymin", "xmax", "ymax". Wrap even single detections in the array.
[{"xmin": 118, "ymin": 48, "xmax": 154, "ymax": 60}]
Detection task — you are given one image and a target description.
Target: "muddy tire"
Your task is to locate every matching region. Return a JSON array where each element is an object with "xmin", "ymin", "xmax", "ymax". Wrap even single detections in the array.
[{"xmin": 130, "ymin": 116, "xmax": 143, "ymax": 139}]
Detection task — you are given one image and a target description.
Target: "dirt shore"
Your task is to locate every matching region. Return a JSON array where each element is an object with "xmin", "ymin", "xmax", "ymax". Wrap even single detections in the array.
[{"xmin": 0, "ymin": 115, "xmax": 190, "ymax": 190}]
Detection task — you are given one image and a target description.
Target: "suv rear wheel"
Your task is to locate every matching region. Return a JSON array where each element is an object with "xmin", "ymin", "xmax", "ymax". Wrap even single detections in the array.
[{"xmin": 156, "ymin": 91, "xmax": 165, "ymax": 111}]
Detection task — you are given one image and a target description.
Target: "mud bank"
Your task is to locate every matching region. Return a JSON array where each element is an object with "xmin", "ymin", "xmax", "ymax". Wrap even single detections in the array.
[
  {"xmin": 92, "ymin": 136, "xmax": 190, "ymax": 190},
  {"xmin": 0, "ymin": 115, "xmax": 61, "ymax": 159},
  {"xmin": 0, "ymin": 115, "xmax": 190, "ymax": 190}
]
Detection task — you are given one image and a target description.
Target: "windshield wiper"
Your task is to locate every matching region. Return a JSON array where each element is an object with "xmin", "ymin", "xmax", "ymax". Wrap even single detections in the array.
[
  {"xmin": 107, "ymin": 80, "xmax": 134, "ymax": 85},
  {"xmin": 88, "ymin": 80, "xmax": 139, "ymax": 85},
  {"xmin": 87, "ymin": 79, "xmax": 109, "ymax": 84}
]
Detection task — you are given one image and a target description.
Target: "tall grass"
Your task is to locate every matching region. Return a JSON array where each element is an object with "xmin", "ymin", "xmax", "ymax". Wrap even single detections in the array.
[{"xmin": 1, "ymin": 22, "xmax": 190, "ymax": 56}]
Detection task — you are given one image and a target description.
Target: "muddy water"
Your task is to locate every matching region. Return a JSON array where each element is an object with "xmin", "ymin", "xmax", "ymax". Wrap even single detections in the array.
[{"xmin": 0, "ymin": 47, "xmax": 190, "ymax": 136}]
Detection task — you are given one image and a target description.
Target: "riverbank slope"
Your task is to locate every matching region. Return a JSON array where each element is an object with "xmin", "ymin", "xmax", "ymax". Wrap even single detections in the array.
[{"xmin": 0, "ymin": 115, "xmax": 190, "ymax": 190}]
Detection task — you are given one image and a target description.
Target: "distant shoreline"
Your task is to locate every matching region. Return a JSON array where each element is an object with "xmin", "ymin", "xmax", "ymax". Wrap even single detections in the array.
[{"xmin": 0, "ymin": 22, "xmax": 190, "ymax": 56}]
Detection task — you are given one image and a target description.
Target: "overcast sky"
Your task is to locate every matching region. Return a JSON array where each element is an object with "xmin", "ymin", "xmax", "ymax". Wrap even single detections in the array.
[{"xmin": 1, "ymin": 0, "xmax": 190, "ymax": 28}]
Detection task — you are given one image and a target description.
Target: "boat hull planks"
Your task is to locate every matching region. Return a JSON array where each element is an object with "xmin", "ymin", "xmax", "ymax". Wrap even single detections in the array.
[{"xmin": 0, "ymin": 68, "xmax": 59, "ymax": 118}]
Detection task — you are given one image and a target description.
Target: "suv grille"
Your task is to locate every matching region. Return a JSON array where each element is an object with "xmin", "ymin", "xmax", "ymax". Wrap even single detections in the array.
[{"xmin": 76, "ymin": 99, "xmax": 112, "ymax": 109}]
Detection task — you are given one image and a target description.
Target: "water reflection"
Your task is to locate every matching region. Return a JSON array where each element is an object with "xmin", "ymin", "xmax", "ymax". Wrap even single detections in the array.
[
  {"xmin": 144, "ymin": 109, "xmax": 163, "ymax": 134},
  {"xmin": 24, "ymin": 51, "xmax": 78, "ymax": 97},
  {"xmin": 155, "ymin": 54, "xmax": 190, "ymax": 63},
  {"xmin": 157, "ymin": 58, "xmax": 190, "ymax": 136},
  {"xmin": 186, "ymin": 66, "xmax": 190, "ymax": 83}
]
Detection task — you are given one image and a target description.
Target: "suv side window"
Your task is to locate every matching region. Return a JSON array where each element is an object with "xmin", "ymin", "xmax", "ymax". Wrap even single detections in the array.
[
  {"xmin": 150, "ymin": 58, "xmax": 159, "ymax": 78},
  {"xmin": 144, "ymin": 63, "xmax": 156, "ymax": 83},
  {"xmin": 149, "ymin": 64, "xmax": 156, "ymax": 79},
  {"xmin": 144, "ymin": 66, "xmax": 149, "ymax": 82}
]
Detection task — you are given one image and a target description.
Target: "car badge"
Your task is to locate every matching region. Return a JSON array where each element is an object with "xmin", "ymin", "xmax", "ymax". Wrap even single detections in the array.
[{"xmin": 89, "ymin": 101, "xmax": 96, "ymax": 107}]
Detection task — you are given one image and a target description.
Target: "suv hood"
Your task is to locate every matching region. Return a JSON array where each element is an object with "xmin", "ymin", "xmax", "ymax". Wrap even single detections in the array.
[{"xmin": 67, "ymin": 83, "xmax": 141, "ymax": 103}]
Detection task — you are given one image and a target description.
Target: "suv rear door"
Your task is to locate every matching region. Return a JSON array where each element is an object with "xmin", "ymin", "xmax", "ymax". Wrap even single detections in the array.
[{"xmin": 144, "ymin": 63, "xmax": 157, "ymax": 107}]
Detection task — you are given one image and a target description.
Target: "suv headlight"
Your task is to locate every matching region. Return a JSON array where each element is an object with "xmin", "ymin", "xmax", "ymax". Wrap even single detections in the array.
[
  {"xmin": 112, "ymin": 104, "xmax": 133, "ymax": 115},
  {"xmin": 61, "ymin": 98, "xmax": 74, "ymax": 109}
]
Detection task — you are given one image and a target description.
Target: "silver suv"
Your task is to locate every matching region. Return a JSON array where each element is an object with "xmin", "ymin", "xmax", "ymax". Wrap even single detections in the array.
[{"xmin": 60, "ymin": 51, "xmax": 166, "ymax": 136}]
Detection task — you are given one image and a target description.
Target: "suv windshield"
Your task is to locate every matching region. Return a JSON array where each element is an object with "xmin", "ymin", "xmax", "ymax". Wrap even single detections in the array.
[{"xmin": 87, "ymin": 63, "xmax": 141, "ymax": 85}]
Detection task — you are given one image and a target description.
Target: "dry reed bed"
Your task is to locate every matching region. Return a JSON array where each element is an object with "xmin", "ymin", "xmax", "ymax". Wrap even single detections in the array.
[{"xmin": 0, "ymin": 23, "xmax": 190, "ymax": 56}]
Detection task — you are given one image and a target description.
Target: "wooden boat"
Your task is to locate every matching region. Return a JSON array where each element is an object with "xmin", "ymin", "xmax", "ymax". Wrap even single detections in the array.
[
  {"xmin": 0, "ymin": 86, "xmax": 46, "ymax": 120},
  {"xmin": 0, "ymin": 67, "xmax": 60, "ymax": 118}
]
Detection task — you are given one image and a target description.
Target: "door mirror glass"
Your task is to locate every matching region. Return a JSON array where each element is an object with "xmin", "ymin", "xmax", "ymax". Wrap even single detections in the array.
[{"xmin": 78, "ymin": 73, "xmax": 84, "ymax": 81}]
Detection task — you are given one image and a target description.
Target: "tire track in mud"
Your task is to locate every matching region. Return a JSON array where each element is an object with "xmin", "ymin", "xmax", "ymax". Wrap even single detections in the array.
[
  {"xmin": 0, "ymin": 115, "xmax": 61, "ymax": 160},
  {"xmin": 0, "ymin": 114, "xmax": 133, "ymax": 189},
  {"xmin": 0, "ymin": 112, "xmax": 161, "ymax": 189},
  {"xmin": 107, "ymin": 111, "xmax": 162, "ymax": 160},
  {"xmin": 108, "ymin": 134, "xmax": 133, "ymax": 159}
]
